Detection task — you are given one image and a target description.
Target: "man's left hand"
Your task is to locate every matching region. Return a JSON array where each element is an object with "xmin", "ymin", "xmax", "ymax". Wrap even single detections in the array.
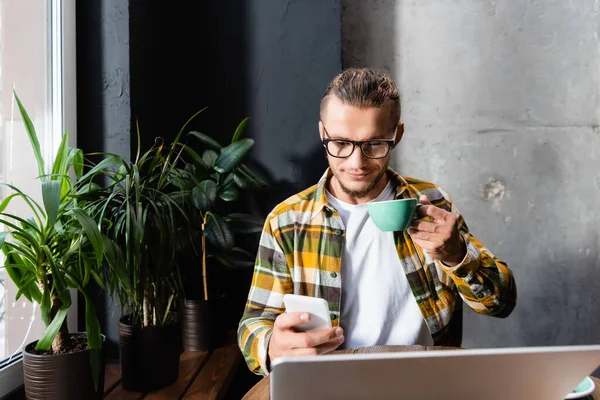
[{"xmin": 407, "ymin": 195, "xmax": 466, "ymax": 267}]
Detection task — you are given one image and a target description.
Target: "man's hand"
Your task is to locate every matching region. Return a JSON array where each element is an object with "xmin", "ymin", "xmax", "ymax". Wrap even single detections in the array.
[
  {"xmin": 407, "ymin": 195, "xmax": 466, "ymax": 267},
  {"xmin": 268, "ymin": 312, "xmax": 344, "ymax": 365}
]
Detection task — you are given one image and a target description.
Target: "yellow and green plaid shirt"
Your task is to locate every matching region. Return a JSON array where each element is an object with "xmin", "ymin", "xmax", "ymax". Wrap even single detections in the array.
[{"xmin": 238, "ymin": 168, "xmax": 516, "ymax": 375}]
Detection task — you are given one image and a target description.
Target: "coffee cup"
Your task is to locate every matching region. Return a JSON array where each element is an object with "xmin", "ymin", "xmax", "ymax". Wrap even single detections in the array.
[{"xmin": 366, "ymin": 198, "xmax": 422, "ymax": 232}]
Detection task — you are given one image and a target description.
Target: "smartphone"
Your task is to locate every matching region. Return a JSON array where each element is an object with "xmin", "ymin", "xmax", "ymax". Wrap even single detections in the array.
[{"xmin": 283, "ymin": 294, "xmax": 332, "ymax": 332}]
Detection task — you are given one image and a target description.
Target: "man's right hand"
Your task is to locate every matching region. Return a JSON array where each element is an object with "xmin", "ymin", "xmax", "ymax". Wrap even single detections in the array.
[{"xmin": 268, "ymin": 312, "xmax": 345, "ymax": 365}]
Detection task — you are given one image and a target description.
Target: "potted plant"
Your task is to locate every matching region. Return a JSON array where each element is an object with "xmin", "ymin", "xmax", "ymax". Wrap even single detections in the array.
[
  {"xmin": 0, "ymin": 92, "xmax": 106, "ymax": 399},
  {"xmin": 77, "ymin": 116, "xmax": 202, "ymax": 391},
  {"xmin": 176, "ymin": 118, "xmax": 266, "ymax": 350}
]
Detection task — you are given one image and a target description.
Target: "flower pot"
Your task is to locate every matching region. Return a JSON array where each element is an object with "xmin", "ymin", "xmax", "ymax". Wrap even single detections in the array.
[
  {"xmin": 118, "ymin": 314, "xmax": 181, "ymax": 392},
  {"xmin": 23, "ymin": 333, "xmax": 105, "ymax": 400},
  {"xmin": 181, "ymin": 299, "xmax": 212, "ymax": 351}
]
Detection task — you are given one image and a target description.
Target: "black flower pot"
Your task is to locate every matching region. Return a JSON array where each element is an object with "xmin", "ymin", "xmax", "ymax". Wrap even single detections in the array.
[
  {"xmin": 23, "ymin": 333, "xmax": 105, "ymax": 400},
  {"xmin": 181, "ymin": 299, "xmax": 212, "ymax": 351},
  {"xmin": 118, "ymin": 314, "xmax": 181, "ymax": 392}
]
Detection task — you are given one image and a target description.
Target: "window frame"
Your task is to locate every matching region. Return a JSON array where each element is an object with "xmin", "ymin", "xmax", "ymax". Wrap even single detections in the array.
[{"xmin": 0, "ymin": 0, "xmax": 76, "ymax": 396}]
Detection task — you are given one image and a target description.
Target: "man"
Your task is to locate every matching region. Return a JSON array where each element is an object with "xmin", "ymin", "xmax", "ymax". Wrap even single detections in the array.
[{"xmin": 237, "ymin": 68, "xmax": 517, "ymax": 376}]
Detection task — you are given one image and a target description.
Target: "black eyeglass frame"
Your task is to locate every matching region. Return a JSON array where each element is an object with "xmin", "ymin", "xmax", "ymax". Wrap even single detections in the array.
[{"xmin": 321, "ymin": 124, "xmax": 398, "ymax": 159}]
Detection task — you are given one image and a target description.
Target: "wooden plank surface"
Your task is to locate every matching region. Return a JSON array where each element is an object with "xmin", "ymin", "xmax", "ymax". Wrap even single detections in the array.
[
  {"xmin": 183, "ymin": 344, "xmax": 242, "ymax": 400},
  {"xmin": 144, "ymin": 351, "xmax": 209, "ymax": 399},
  {"xmin": 104, "ymin": 363, "xmax": 122, "ymax": 395},
  {"xmin": 104, "ymin": 384, "xmax": 146, "ymax": 400}
]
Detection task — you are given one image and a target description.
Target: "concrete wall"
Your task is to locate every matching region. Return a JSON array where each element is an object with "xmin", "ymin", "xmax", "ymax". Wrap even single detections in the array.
[
  {"xmin": 247, "ymin": 0, "xmax": 341, "ymax": 209},
  {"xmin": 342, "ymin": 0, "xmax": 600, "ymax": 349},
  {"xmin": 77, "ymin": 0, "xmax": 131, "ymax": 358}
]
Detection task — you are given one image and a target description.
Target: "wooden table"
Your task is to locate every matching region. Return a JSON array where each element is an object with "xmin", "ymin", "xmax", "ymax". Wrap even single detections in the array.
[
  {"xmin": 104, "ymin": 344, "xmax": 241, "ymax": 400},
  {"xmin": 242, "ymin": 345, "xmax": 600, "ymax": 400}
]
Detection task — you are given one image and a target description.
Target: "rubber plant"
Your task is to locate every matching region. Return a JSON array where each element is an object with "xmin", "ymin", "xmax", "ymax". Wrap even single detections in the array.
[
  {"xmin": 0, "ymin": 92, "xmax": 105, "ymax": 388},
  {"xmin": 179, "ymin": 118, "xmax": 266, "ymax": 300}
]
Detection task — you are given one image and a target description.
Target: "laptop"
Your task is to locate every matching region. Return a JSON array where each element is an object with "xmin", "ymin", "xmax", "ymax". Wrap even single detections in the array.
[{"xmin": 270, "ymin": 345, "xmax": 600, "ymax": 400}]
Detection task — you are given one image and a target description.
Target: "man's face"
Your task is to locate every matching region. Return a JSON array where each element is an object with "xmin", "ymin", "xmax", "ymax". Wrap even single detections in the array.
[{"xmin": 320, "ymin": 96, "xmax": 403, "ymax": 201}]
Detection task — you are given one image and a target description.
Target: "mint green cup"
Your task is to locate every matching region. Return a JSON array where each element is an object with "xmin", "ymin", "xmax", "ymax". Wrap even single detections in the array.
[{"xmin": 367, "ymin": 198, "xmax": 421, "ymax": 232}]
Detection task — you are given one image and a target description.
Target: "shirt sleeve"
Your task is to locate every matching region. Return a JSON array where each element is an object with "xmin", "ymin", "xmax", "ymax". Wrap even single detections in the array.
[
  {"xmin": 436, "ymin": 189, "xmax": 517, "ymax": 318},
  {"xmin": 237, "ymin": 214, "xmax": 293, "ymax": 375}
]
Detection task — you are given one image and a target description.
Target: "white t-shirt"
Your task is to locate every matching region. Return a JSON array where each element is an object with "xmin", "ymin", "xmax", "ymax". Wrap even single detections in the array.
[{"xmin": 326, "ymin": 181, "xmax": 433, "ymax": 349}]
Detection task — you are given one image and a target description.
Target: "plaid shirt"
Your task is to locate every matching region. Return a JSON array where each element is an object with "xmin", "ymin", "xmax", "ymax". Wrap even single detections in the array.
[{"xmin": 238, "ymin": 168, "xmax": 516, "ymax": 375}]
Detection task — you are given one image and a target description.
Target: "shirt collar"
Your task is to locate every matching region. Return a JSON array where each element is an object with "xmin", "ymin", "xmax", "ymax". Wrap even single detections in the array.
[{"xmin": 310, "ymin": 167, "xmax": 410, "ymax": 221}]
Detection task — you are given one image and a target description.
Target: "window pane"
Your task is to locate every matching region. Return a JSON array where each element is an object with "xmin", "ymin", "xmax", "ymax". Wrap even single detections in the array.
[{"xmin": 0, "ymin": 0, "xmax": 52, "ymax": 360}]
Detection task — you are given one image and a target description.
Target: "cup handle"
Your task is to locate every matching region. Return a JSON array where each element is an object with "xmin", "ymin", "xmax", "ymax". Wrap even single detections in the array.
[{"xmin": 412, "ymin": 203, "xmax": 424, "ymax": 221}]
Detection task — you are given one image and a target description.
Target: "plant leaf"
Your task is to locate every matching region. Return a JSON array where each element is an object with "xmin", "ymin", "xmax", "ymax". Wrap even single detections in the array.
[
  {"xmin": 233, "ymin": 165, "xmax": 267, "ymax": 189},
  {"xmin": 41, "ymin": 181, "xmax": 62, "ymax": 227},
  {"xmin": 14, "ymin": 91, "xmax": 45, "ymax": 178},
  {"xmin": 51, "ymin": 131, "xmax": 70, "ymax": 181},
  {"xmin": 1, "ymin": 246, "xmax": 39, "ymax": 303},
  {"xmin": 71, "ymin": 208, "xmax": 104, "ymax": 266},
  {"xmin": 214, "ymin": 139, "xmax": 254, "ymax": 174},
  {"xmin": 42, "ymin": 245, "xmax": 71, "ymax": 308},
  {"xmin": 192, "ymin": 180, "xmax": 217, "ymax": 211},
  {"xmin": 102, "ymin": 236, "xmax": 130, "ymax": 290},
  {"xmin": 219, "ymin": 187, "xmax": 239, "ymax": 202},
  {"xmin": 189, "ymin": 131, "xmax": 222, "ymax": 151},
  {"xmin": 202, "ymin": 150, "xmax": 219, "ymax": 168},
  {"xmin": 67, "ymin": 148, "xmax": 84, "ymax": 179},
  {"xmin": 78, "ymin": 155, "xmax": 125, "ymax": 183},
  {"xmin": 83, "ymin": 291, "xmax": 102, "ymax": 390},
  {"xmin": 231, "ymin": 117, "xmax": 249, "ymax": 143},
  {"xmin": 204, "ymin": 213, "xmax": 234, "ymax": 249},
  {"xmin": 0, "ymin": 183, "xmax": 45, "ymax": 227},
  {"xmin": 36, "ymin": 306, "xmax": 68, "ymax": 351},
  {"xmin": 40, "ymin": 287, "xmax": 51, "ymax": 326},
  {"xmin": 0, "ymin": 232, "xmax": 7, "ymax": 249},
  {"xmin": 0, "ymin": 194, "xmax": 18, "ymax": 213},
  {"xmin": 182, "ymin": 145, "xmax": 207, "ymax": 169},
  {"xmin": 161, "ymin": 294, "xmax": 175, "ymax": 325},
  {"xmin": 90, "ymin": 268, "xmax": 105, "ymax": 290},
  {"xmin": 15, "ymin": 275, "xmax": 37, "ymax": 301}
]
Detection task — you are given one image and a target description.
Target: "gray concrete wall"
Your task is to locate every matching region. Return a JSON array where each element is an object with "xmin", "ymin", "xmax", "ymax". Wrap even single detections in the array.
[
  {"xmin": 343, "ymin": 0, "xmax": 600, "ymax": 349},
  {"xmin": 247, "ymin": 0, "xmax": 341, "ymax": 211},
  {"xmin": 76, "ymin": 0, "xmax": 131, "ymax": 358}
]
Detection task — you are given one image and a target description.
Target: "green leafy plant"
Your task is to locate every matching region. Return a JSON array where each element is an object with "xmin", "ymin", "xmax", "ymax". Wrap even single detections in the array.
[
  {"xmin": 77, "ymin": 116, "xmax": 202, "ymax": 328},
  {"xmin": 0, "ymin": 92, "xmax": 104, "ymax": 387},
  {"xmin": 179, "ymin": 118, "xmax": 266, "ymax": 300}
]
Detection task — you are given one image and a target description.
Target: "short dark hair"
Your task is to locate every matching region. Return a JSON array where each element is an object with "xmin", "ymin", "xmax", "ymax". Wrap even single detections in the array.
[{"xmin": 320, "ymin": 68, "xmax": 401, "ymax": 126}]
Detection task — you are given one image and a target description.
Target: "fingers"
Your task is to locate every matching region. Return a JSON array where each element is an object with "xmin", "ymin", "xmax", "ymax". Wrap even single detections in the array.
[
  {"xmin": 408, "ymin": 228, "xmax": 433, "ymax": 241},
  {"xmin": 408, "ymin": 238, "xmax": 439, "ymax": 253},
  {"xmin": 279, "ymin": 326, "xmax": 344, "ymax": 350},
  {"xmin": 416, "ymin": 204, "xmax": 447, "ymax": 220},
  {"xmin": 409, "ymin": 219, "xmax": 438, "ymax": 233},
  {"xmin": 418, "ymin": 195, "xmax": 432, "ymax": 205},
  {"xmin": 289, "ymin": 334, "xmax": 345, "ymax": 356},
  {"xmin": 298, "ymin": 327, "xmax": 344, "ymax": 348},
  {"xmin": 416, "ymin": 195, "xmax": 457, "ymax": 225},
  {"xmin": 274, "ymin": 312, "xmax": 311, "ymax": 330},
  {"xmin": 270, "ymin": 316, "xmax": 345, "ymax": 363}
]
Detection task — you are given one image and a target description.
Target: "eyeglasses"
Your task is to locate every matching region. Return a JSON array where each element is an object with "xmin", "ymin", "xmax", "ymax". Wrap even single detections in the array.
[{"xmin": 321, "ymin": 125, "xmax": 397, "ymax": 159}]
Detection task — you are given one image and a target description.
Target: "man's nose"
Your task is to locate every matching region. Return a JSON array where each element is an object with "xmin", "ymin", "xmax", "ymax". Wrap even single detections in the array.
[{"xmin": 345, "ymin": 145, "xmax": 368, "ymax": 169}]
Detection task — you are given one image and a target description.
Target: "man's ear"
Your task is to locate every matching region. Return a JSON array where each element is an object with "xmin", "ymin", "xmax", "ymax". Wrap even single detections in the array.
[
  {"xmin": 393, "ymin": 122, "xmax": 404, "ymax": 147},
  {"xmin": 318, "ymin": 121, "xmax": 325, "ymax": 140}
]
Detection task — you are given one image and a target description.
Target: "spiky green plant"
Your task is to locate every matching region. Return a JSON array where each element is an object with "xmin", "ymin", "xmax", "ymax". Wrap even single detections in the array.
[{"xmin": 0, "ymin": 91, "xmax": 104, "ymax": 388}]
